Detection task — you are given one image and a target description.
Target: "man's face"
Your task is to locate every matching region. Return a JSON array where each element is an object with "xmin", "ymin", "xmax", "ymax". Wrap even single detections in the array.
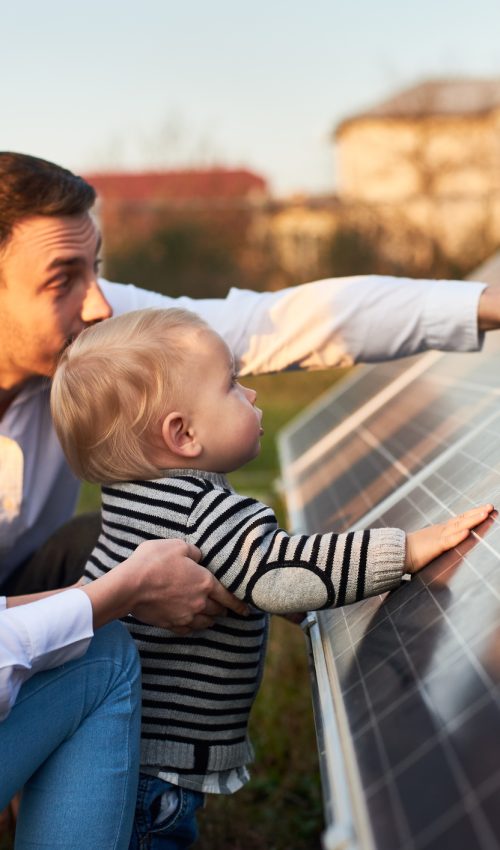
[{"xmin": 0, "ymin": 213, "xmax": 112, "ymax": 388}]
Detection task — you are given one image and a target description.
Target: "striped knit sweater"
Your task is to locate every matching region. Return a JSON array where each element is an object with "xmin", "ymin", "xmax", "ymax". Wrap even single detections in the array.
[{"xmin": 83, "ymin": 469, "xmax": 405, "ymax": 786}]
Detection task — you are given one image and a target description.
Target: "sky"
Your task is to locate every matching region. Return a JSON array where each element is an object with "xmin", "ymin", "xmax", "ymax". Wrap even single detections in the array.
[{"xmin": 3, "ymin": 0, "xmax": 500, "ymax": 196}]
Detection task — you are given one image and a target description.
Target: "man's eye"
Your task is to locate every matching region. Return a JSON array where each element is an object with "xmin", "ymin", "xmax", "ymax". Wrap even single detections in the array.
[{"xmin": 47, "ymin": 277, "xmax": 70, "ymax": 291}]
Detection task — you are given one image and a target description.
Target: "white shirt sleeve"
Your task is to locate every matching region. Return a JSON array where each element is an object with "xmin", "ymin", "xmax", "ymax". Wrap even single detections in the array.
[
  {"xmin": 100, "ymin": 275, "xmax": 486, "ymax": 375},
  {"xmin": 0, "ymin": 589, "xmax": 94, "ymax": 722}
]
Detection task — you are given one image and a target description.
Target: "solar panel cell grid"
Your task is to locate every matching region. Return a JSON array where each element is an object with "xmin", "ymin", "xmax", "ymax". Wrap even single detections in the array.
[
  {"xmin": 283, "ymin": 358, "xmax": 420, "ymax": 461},
  {"xmin": 325, "ymin": 553, "xmax": 500, "ymax": 849},
  {"xmin": 283, "ymin": 335, "xmax": 500, "ymax": 540},
  {"xmin": 279, "ymin": 312, "xmax": 500, "ymax": 848}
]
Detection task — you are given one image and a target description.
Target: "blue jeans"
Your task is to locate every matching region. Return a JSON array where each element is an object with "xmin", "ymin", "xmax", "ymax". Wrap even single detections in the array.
[
  {"xmin": 0, "ymin": 621, "xmax": 141, "ymax": 850},
  {"xmin": 129, "ymin": 775, "xmax": 204, "ymax": 850}
]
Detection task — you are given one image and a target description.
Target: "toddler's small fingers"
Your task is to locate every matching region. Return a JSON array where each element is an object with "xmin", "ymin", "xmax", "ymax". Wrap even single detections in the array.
[
  {"xmin": 466, "ymin": 504, "xmax": 493, "ymax": 517},
  {"xmin": 454, "ymin": 506, "xmax": 492, "ymax": 529}
]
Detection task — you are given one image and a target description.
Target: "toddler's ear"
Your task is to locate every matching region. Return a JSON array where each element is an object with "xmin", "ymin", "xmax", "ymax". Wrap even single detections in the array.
[{"xmin": 161, "ymin": 413, "xmax": 202, "ymax": 459}]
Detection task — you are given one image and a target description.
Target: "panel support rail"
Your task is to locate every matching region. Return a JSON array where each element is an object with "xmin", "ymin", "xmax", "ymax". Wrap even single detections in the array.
[{"xmin": 303, "ymin": 613, "xmax": 375, "ymax": 850}]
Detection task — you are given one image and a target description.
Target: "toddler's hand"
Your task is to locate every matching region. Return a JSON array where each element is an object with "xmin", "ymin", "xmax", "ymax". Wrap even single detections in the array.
[{"xmin": 405, "ymin": 503, "xmax": 494, "ymax": 575}]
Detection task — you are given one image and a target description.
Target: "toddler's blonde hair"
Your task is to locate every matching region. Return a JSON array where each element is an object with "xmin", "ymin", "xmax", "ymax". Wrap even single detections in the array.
[{"xmin": 51, "ymin": 308, "xmax": 209, "ymax": 483}]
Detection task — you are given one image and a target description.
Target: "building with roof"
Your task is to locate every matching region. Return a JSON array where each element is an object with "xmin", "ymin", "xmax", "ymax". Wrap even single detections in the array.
[
  {"xmin": 252, "ymin": 80, "xmax": 500, "ymax": 283},
  {"xmin": 84, "ymin": 167, "xmax": 268, "ymax": 250},
  {"xmin": 335, "ymin": 78, "xmax": 500, "ymax": 203},
  {"xmin": 318, "ymin": 78, "xmax": 500, "ymax": 275}
]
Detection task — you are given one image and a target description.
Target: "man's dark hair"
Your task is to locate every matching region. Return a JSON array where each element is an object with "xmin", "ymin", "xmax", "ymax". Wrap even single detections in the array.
[{"xmin": 0, "ymin": 152, "xmax": 96, "ymax": 250}]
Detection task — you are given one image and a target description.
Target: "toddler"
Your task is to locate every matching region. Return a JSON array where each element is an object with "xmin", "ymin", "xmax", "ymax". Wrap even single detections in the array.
[{"xmin": 51, "ymin": 308, "xmax": 492, "ymax": 850}]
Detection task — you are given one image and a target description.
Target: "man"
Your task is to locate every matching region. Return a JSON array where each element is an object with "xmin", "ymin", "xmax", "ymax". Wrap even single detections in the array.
[{"xmin": 0, "ymin": 150, "xmax": 499, "ymax": 600}]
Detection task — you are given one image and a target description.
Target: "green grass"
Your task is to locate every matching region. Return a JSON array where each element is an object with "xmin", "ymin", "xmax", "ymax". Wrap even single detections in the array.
[{"xmin": 75, "ymin": 370, "xmax": 341, "ymax": 849}]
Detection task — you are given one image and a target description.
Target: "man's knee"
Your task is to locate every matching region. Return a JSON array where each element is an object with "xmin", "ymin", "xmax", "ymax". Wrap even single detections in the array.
[{"xmin": 86, "ymin": 622, "xmax": 141, "ymax": 690}]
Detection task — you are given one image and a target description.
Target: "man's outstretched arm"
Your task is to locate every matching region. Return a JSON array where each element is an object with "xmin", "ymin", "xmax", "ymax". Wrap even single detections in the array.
[{"xmin": 102, "ymin": 274, "xmax": 487, "ymax": 376}]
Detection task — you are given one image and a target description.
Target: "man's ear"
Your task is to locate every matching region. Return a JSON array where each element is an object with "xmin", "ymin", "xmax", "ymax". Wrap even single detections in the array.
[{"xmin": 160, "ymin": 412, "xmax": 202, "ymax": 459}]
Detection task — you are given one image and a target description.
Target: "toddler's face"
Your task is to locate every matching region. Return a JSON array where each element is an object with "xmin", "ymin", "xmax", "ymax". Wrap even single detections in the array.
[{"xmin": 185, "ymin": 329, "xmax": 263, "ymax": 473}]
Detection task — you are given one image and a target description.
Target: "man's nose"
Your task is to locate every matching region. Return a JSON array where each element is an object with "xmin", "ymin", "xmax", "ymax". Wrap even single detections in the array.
[{"xmin": 81, "ymin": 279, "xmax": 113, "ymax": 324}]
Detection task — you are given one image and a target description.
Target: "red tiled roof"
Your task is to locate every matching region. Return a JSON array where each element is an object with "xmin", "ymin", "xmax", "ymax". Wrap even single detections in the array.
[{"xmin": 83, "ymin": 168, "xmax": 268, "ymax": 202}]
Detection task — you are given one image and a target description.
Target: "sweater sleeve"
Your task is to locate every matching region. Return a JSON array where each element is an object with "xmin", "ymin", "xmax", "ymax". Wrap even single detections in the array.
[{"xmin": 187, "ymin": 489, "xmax": 406, "ymax": 613}]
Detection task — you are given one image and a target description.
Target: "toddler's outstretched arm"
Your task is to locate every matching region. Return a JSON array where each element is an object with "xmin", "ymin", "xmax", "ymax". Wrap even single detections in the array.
[{"xmin": 405, "ymin": 503, "xmax": 494, "ymax": 575}]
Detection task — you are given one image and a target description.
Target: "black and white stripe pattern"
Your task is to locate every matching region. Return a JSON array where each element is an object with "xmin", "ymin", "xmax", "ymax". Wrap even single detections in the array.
[{"xmin": 83, "ymin": 469, "xmax": 405, "ymax": 788}]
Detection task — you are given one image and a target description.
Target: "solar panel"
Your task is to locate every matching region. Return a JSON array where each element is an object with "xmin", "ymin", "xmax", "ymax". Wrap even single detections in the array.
[
  {"xmin": 278, "ymin": 258, "xmax": 500, "ymax": 850},
  {"xmin": 280, "ymin": 353, "xmax": 434, "ymax": 533}
]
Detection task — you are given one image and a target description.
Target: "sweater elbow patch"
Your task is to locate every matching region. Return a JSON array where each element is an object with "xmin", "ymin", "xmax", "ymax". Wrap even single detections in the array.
[{"xmin": 249, "ymin": 567, "xmax": 332, "ymax": 613}]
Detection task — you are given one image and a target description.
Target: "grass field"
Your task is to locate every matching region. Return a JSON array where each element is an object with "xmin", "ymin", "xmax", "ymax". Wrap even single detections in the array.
[{"xmin": 2, "ymin": 369, "xmax": 343, "ymax": 850}]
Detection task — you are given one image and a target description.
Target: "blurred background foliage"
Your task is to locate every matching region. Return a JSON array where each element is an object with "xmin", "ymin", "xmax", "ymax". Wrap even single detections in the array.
[{"xmin": 101, "ymin": 201, "xmax": 473, "ymax": 305}]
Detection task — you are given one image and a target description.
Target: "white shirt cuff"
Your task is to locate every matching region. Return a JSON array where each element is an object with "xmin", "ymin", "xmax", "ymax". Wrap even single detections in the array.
[
  {"xmin": 30, "ymin": 589, "xmax": 94, "ymax": 674},
  {"xmin": 5, "ymin": 589, "xmax": 94, "ymax": 676},
  {"xmin": 0, "ymin": 590, "xmax": 94, "ymax": 721},
  {"xmin": 424, "ymin": 280, "xmax": 486, "ymax": 352}
]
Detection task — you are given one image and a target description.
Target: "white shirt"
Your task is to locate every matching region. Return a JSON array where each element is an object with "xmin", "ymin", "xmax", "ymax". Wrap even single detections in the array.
[
  {"xmin": 0, "ymin": 275, "xmax": 485, "ymax": 581},
  {"xmin": 0, "ymin": 589, "xmax": 93, "ymax": 721}
]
